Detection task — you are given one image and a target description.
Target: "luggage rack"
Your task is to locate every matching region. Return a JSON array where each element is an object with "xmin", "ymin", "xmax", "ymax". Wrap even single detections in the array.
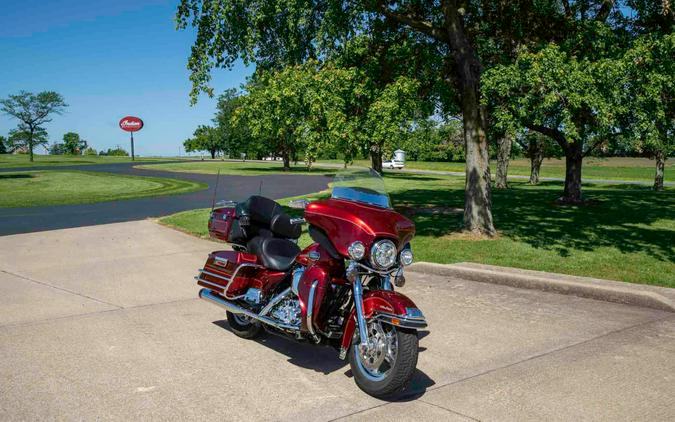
[{"xmin": 195, "ymin": 263, "xmax": 263, "ymax": 299}]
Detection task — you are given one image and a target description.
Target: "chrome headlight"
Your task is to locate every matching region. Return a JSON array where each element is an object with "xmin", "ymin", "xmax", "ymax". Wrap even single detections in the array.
[
  {"xmin": 400, "ymin": 248, "xmax": 413, "ymax": 266},
  {"xmin": 370, "ymin": 239, "xmax": 397, "ymax": 269},
  {"xmin": 348, "ymin": 241, "xmax": 366, "ymax": 260}
]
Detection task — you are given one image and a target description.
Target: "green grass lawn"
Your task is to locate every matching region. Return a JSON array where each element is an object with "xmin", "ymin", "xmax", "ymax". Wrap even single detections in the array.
[
  {"xmin": 160, "ymin": 173, "xmax": 674, "ymax": 288},
  {"xmin": 0, "ymin": 154, "xmax": 180, "ymax": 169},
  {"xmin": 136, "ymin": 160, "xmax": 335, "ymax": 176},
  {"xmin": 0, "ymin": 171, "xmax": 206, "ymax": 207},
  {"xmin": 139, "ymin": 156, "xmax": 669, "ymax": 182},
  {"xmin": 319, "ymin": 157, "xmax": 671, "ymax": 182}
]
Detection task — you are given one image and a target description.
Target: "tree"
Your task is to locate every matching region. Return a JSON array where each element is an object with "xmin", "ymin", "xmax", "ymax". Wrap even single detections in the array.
[
  {"xmin": 236, "ymin": 66, "xmax": 312, "ymax": 170},
  {"xmin": 183, "ymin": 125, "xmax": 223, "ymax": 159},
  {"xmin": 0, "ymin": 136, "xmax": 7, "ymax": 154},
  {"xmin": 515, "ymin": 131, "xmax": 563, "ymax": 185},
  {"xmin": 622, "ymin": 33, "xmax": 674, "ymax": 191},
  {"xmin": 483, "ymin": 45, "xmax": 624, "ymax": 203},
  {"xmin": 402, "ymin": 119, "xmax": 464, "ymax": 162},
  {"xmin": 99, "ymin": 147, "xmax": 129, "ymax": 156},
  {"xmin": 8, "ymin": 127, "xmax": 49, "ymax": 155},
  {"xmin": 176, "ymin": 0, "xmax": 660, "ymax": 232},
  {"xmin": 214, "ymin": 89, "xmax": 250, "ymax": 158},
  {"xmin": 49, "ymin": 143, "xmax": 66, "ymax": 155},
  {"xmin": 292, "ymin": 63, "xmax": 362, "ymax": 168},
  {"xmin": 62, "ymin": 132, "xmax": 88, "ymax": 155},
  {"xmin": 83, "ymin": 147, "xmax": 98, "ymax": 156},
  {"xmin": 176, "ymin": 0, "xmax": 501, "ymax": 235},
  {"xmin": 493, "ymin": 133, "xmax": 513, "ymax": 189},
  {"xmin": 363, "ymin": 77, "xmax": 421, "ymax": 172},
  {"xmin": 0, "ymin": 91, "xmax": 67, "ymax": 162}
]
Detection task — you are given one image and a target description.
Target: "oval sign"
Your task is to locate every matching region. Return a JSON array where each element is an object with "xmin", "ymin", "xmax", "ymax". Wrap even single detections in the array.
[{"xmin": 119, "ymin": 116, "xmax": 144, "ymax": 132}]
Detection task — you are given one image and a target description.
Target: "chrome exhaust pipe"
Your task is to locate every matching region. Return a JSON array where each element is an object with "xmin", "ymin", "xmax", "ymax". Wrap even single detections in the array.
[{"xmin": 199, "ymin": 288, "xmax": 299, "ymax": 332}]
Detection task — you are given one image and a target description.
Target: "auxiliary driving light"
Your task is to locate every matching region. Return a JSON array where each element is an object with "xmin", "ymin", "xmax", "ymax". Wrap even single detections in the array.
[
  {"xmin": 400, "ymin": 248, "xmax": 414, "ymax": 266},
  {"xmin": 348, "ymin": 241, "xmax": 366, "ymax": 260}
]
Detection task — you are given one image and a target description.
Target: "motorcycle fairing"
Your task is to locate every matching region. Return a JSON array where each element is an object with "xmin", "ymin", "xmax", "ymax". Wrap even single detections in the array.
[
  {"xmin": 338, "ymin": 290, "xmax": 427, "ymax": 359},
  {"xmin": 304, "ymin": 198, "xmax": 415, "ymax": 255}
]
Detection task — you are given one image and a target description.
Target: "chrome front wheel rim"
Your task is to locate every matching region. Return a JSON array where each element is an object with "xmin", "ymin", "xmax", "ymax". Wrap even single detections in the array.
[{"xmin": 354, "ymin": 320, "xmax": 398, "ymax": 381}]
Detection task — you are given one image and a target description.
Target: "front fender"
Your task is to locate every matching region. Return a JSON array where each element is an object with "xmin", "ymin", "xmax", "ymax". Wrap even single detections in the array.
[{"xmin": 339, "ymin": 290, "xmax": 427, "ymax": 359}]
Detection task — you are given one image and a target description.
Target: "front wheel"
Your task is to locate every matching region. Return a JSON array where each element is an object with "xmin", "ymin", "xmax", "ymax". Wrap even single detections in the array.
[{"xmin": 348, "ymin": 320, "xmax": 419, "ymax": 398}]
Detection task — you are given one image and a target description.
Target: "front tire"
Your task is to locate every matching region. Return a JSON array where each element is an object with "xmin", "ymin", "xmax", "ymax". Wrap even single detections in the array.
[
  {"xmin": 349, "ymin": 320, "xmax": 419, "ymax": 398},
  {"xmin": 226, "ymin": 311, "xmax": 263, "ymax": 339}
]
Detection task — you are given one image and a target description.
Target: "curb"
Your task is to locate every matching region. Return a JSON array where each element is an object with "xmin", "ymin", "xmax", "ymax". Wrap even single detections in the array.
[{"xmin": 408, "ymin": 262, "xmax": 675, "ymax": 313}]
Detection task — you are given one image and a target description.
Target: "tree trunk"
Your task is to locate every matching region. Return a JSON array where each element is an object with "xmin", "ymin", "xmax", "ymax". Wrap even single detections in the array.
[
  {"xmin": 29, "ymin": 127, "xmax": 34, "ymax": 162},
  {"xmin": 209, "ymin": 149, "xmax": 216, "ymax": 159},
  {"xmin": 528, "ymin": 141, "xmax": 544, "ymax": 185},
  {"xmin": 654, "ymin": 151, "xmax": 665, "ymax": 191},
  {"xmin": 530, "ymin": 154, "xmax": 544, "ymax": 185},
  {"xmin": 495, "ymin": 133, "xmax": 512, "ymax": 189},
  {"xmin": 370, "ymin": 145, "xmax": 383, "ymax": 174},
  {"xmin": 462, "ymin": 105, "xmax": 495, "ymax": 235},
  {"xmin": 282, "ymin": 150, "xmax": 290, "ymax": 171},
  {"xmin": 561, "ymin": 145, "xmax": 583, "ymax": 204},
  {"xmin": 444, "ymin": 10, "xmax": 495, "ymax": 236}
]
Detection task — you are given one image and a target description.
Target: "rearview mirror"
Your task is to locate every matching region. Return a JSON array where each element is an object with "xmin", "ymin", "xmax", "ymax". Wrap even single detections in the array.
[{"xmin": 288, "ymin": 199, "xmax": 310, "ymax": 209}]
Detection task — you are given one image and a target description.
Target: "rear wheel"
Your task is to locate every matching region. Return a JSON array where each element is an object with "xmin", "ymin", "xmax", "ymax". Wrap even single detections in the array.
[
  {"xmin": 348, "ymin": 320, "xmax": 419, "ymax": 398},
  {"xmin": 226, "ymin": 311, "xmax": 263, "ymax": 339}
]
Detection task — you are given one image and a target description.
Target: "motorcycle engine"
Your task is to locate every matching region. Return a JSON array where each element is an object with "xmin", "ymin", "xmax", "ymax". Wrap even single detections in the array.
[{"xmin": 270, "ymin": 296, "xmax": 301, "ymax": 327}]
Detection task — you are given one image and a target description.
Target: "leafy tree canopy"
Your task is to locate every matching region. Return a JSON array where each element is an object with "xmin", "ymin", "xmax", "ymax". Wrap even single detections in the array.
[
  {"xmin": 99, "ymin": 147, "xmax": 129, "ymax": 156},
  {"xmin": 621, "ymin": 33, "xmax": 674, "ymax": 157},
  {"xmin": 183, "ymin": 125, "xmax": 224, "ymax": 159},
  {"xmin": 8, "ymin": 127, "xmax": 49, "ymax": 153},
  {"xmin": 62, "ymin": 132, "xmax": 88, "ymax": 155},
  {"xmin": 0, "ymin": 91, "xmax": 67, "ymax": 161}
]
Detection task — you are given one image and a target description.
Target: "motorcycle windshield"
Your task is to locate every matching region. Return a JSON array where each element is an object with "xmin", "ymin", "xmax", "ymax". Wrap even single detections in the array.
[{"xmin": 331, "ymin": 167, "xmax": 391, "ymax": 209}]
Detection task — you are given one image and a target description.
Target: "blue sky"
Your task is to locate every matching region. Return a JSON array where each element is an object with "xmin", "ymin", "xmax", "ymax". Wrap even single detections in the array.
[{"xmin": 0, "ymin": 0, "xmax": 252, "ymax": 156}]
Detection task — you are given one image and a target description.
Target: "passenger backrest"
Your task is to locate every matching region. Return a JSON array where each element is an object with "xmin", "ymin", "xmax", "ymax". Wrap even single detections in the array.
[
  {"xmin": 270, "ymin": 214, "xmax": 302, "ymax": 239},
  {"xmin": 233, "ymin": 195, "xmax": 301, "ymax": 241},
  {"xmin": 244, "ymin": 195, "xmax": 284, "ymax": 226}
]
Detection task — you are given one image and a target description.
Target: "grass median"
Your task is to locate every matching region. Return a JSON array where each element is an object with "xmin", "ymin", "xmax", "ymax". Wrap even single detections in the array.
[
  {"xmin": 160, "ymin": 173, "xmax": 674, "ymax": 288},
  {"xmin": 136, "ymin": 160, "xmax": 334, "ymax": 176},
  {"xmin": 0, "ymin": 154, "xmax": 179, "ymax": 169},
  {"xmin": 0, "ymin": 170, "xmax": 206, "ymax": 207}
]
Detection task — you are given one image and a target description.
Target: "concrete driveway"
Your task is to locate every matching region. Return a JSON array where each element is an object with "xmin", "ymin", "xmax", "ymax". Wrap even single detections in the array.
[{"xmin": 0, "ymin": 221, "xmax": 673, "ymax": 421}]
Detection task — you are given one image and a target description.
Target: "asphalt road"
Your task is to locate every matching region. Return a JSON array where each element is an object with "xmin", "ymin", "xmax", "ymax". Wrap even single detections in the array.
[
  {"xmin": 0, "ymin": 161, "xmax": 330, "ymax": 236},
  {"xmin": 1, "ymin": 221, "xmax": 673, "ymax": 421}
]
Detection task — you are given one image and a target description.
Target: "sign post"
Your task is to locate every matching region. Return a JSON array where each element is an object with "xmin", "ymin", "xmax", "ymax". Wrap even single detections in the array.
[{"xmin": 119, "ymin": 116, "xmax": 144, "ymax": 160}]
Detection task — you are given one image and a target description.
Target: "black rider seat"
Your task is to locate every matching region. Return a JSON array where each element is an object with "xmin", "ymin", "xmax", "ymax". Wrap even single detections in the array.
[{"xmin": 247, "ymin": 236, "xmax": 301, "ymax": 272}]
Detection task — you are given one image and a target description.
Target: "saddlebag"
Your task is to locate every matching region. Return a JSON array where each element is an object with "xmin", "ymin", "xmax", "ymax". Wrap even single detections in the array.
[
  {"xmin": 196, "ymin": 251, "xmax": 259, "ymax": 298},
  {"xmin": 208, "ymin": 204, "xmax": 252, "ymax": 244}
]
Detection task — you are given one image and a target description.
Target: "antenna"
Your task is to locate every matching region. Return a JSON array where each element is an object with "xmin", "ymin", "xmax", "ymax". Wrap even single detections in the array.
[
  {"xmin": 211, "ymin": 169, "xmax": 221, "ymax": 211},
  {"xmin": 259, "ymin": 180, "xmax": 263, "ymax": 196}
]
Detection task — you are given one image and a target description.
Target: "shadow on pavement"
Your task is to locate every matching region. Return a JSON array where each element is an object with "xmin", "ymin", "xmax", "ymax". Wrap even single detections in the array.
[{"xmin": 212, "ymin": 319, "xmax": 436, "ymax": 400}]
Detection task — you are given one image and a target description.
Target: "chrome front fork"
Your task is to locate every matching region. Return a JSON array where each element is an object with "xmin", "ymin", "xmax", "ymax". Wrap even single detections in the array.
[{"xmin": 352, "ymin": 274, "xmax": 370, "ymax": 350}]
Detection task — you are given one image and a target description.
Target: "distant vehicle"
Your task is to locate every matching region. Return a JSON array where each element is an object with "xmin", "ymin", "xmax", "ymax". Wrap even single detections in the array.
[{"xmin": 382, "ymin": 160, "xmax": 404, "ymax": 169}]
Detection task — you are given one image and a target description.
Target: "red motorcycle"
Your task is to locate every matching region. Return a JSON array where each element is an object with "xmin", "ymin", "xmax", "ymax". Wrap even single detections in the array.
[{"xmin": 196, "ymin": 168, "xmax": 427, "ymax": 397}]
